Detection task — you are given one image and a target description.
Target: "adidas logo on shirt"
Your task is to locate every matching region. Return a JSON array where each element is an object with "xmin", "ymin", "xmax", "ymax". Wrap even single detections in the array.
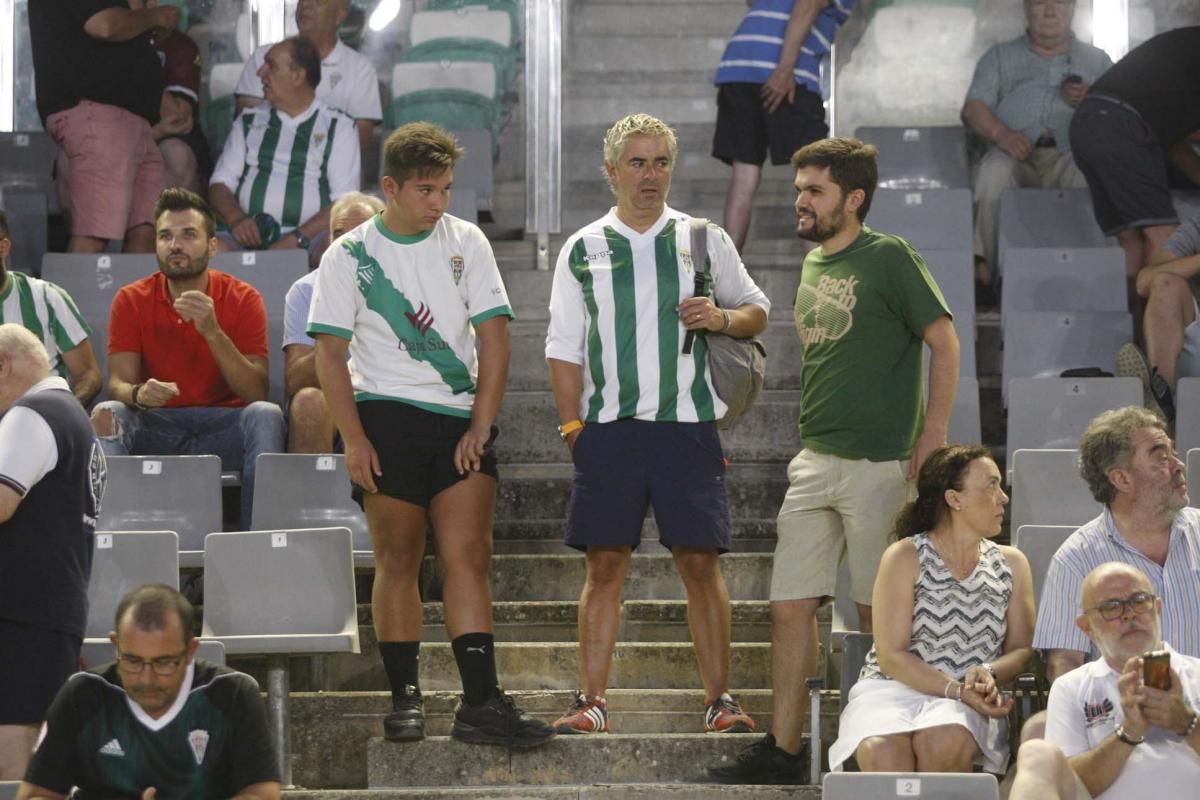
[{"xmin": 99, "ymin": 738, "xmax": 125, "ymax": 757}]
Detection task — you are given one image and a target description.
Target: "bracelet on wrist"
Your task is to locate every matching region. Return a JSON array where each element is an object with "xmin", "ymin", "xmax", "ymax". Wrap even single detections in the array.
[
  {"xmin": 1115, "ymin": 724, "xmax": 1145, "ymax": 746},
  {"xmin": 1180, "ymin": 710, "xmax": 1199, "ymax": 738},
  {"xmin": 955, "ymin": 682, "xmax": 964, "ymax": 703},
  {"xmin": 131, "ymin": 382, "xmax": 146, "ymax": 410},
  {"xmin": 943, "ymin": 679, "xmax": 954, "ymax": 699},
  {"xmin": 720, "ymin": 309, "xmax": 732, "ymax": 333}
]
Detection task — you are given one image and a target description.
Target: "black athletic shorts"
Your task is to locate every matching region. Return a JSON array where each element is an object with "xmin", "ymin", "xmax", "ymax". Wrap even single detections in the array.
[
  {"xmin": 0, "ymin": 618, "xmax": 80, "ymax": 724},
  {"xmin": 713, "ymin": 82, "xmax": 829, "ymax": 167},
  {"xmin": 354, "ymin": 399, "xmax": 499, "ymax": 508}
]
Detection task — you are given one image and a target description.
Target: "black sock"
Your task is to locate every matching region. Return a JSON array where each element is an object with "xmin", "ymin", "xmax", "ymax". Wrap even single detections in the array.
[
  {"xmin": 379, "ymin": 641, "xmax": 421, "ymax": 709},
  {"xmin": 452, "ymin": 632, "xmax": 498, "ymax": 706}
]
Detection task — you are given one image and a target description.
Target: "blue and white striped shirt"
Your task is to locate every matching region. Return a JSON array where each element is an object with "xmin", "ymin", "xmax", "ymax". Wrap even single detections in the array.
[
  {"xmin": 714, "ymin": 0, "xmax": 854, "ymax": 94},
  {"xmin": 1032, "ymin": 507, "xmax": 1200, "ymax": 658}
]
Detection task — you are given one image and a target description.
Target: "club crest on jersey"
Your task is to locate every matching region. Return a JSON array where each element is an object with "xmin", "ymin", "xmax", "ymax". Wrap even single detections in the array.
[
  {"xmin": 680, "ymin": 249, "xmax": 694, "ymax": 273},
  {"xmin": 450, "ymin": 256, "xmax": 465, "ymax": 285},
  {"xmin": 188, "ymin": 729, "xmax": 210, "ymax": 764},
  {"xmin": 313, "ymin": 130, "xmax": 327, "ymax": 148}
]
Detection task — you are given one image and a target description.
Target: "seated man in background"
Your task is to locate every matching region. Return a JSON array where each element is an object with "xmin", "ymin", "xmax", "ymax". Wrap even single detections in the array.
[
  {"xmin": 234, "ymin": 0, "xmax": 381, "ymax": 160},
  {"xmin": 1009, "ymin": 562, "xmax": 1200, "ymax": 800},
  {"xmin": 209, "ymin": 36, "xmax": 360, "ymax": 267},
  {"xmin": 961, "ymin": 0, "xmax": 1111, "ymax": 298},
  {"xmin": 282, "ymin": 190, "xmax": 383, "ymax": 453},
  {"xmin": 0, "ymin": 209, "xmax": 102, "ymax": 405},
  {"xmin": 90, "ymin": 188, "xmax": 285, "ymax": 530},
  {"xmin": 17, "ymin": 584, "xmax": 281, "ymax": 799}
]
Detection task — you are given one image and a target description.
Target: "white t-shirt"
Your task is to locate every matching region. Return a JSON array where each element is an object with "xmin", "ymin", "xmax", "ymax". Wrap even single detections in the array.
[
  {"xmin": 1045, "ymin": 643, "xmax": 1200, "ymax": 799},
  {"xmin": 545, "ymin": 206, "xmax": 770, "ymax": 424},
  {"xmin": 209, "ymin": 99, "xmax": 360, "ymax": 232},
  {"xmin": 0, "ymin": 377, "xmax": 69, "ymax": 496},
  {"xmin": 307, "ymin": 213, "xmax": 512, "ymax": 417},
  {"xmin": 235, "ymin": 40, "xmax": 382, "ymax": 122}
]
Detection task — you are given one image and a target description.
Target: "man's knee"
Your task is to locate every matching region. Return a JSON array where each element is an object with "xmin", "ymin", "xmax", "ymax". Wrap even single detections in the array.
[
  {"xmin": 585, "ymin": 548, "xmax": 632, "ymax": 589},
  {"xmin": 912, "ymin": 724, "xmax": 977, "ymax": 767},
  {"xmin": 974, "ymin": 148, "xmax": 1020, "ymax": 195},
  {"xmin": 91, "ymin": 400, "xmax": 131, "ymax": 439},
  {"xmin": 240, "ymin": 401, "xmax": 286, "ymax": 448},
  {"xmin": 289, "ymin": 387, "xmax": 329, "ymax": 428},
  {"xmin": 1021, "ymin": 709, "xmax": 1048, "ymax": 743},
  {"xmin": 1147, "ymin": 270, "xmax": 1191, "ymax": 304},
  {"xmin": 672, "ymin": 547, "xmax": 722, "ymax": 586}
]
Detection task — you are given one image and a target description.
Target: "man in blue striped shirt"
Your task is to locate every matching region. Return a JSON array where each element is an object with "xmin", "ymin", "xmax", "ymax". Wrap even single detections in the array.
[
  {"xmin": 1033, "ymin": 406, "xmax": 1200, "ymax": 683},
  {"xmin": 712, "ymin": 0, "xmax": 853, "ymax": 252}
]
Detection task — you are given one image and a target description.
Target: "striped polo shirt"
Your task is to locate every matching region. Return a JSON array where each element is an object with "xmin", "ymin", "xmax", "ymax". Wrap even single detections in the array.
[
  {"xmin": 714, "ymin": 0, "xmax": 855, "ymax": 94},
  {"xmin": 209, "ymin": 98, "xmax": 360, "ymax": 231},
  {"xmin": 0, "ymin": 271, "xmax": 91, "ymax": 378},
  {"xmin": 1032, "ymin": 506, "xmax": 1200, "ymax": 658},
  {"xmin": 545, "ymin": 207, "xmax": 770, "ymax": 424}
]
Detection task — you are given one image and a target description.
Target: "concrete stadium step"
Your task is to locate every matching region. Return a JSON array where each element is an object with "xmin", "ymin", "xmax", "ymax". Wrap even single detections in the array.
[
  {"xmin": 286, "ymin": 787, "xmax": 819, "ymax": 799},
  {"xmin": 365, "ymin": 733, "xmax": 808, "ymax": 789},
  {"xmin": 571, "ymin": 2, "xmax": 745, "ymax": 37},
  {"xmin": 495, "ymin": 391, "xmax": 801, "ymax": 464},
  {"xmin": 506, "ymin": 320, "xmax": 801, "ymax": 391},
  {"xmin": 489, "ymin": 523, "xmax": 777, "ymax": 551},
  {"xmin": 287, "ymin": 690, "xmax": 838, "ymax": 789}
]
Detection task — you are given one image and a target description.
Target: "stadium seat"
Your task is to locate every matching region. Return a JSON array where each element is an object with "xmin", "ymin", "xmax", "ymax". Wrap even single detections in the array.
[
  {"xmin": 1, "ymin": 185, "xmax": 48, "ymax": 278},
  {"xmin": 250, "ymin": 454, "xmax": 371, "ymax": 563},
  {"xmin": 385, "ymin": 89, "xmax": 503, "ymax": 142},
  {"xmin": 1006, "ymin": 377, "xmax": 1142, "ymax": 463},
  {"xmin": 202, "ymin": 527, "xmax": 359, "ymax": 784},
  {"xmin": 450, "ymin": 128, "xmax": 495, "ymax": 210},
  {"xmin": 0, "ymin": 130, "xmax": 59, "ymax": 212},
  {"xmin": 864, "ymin": 189, "xmax": 973, "ymax": 252},
  {"xmin": 203, "ymin": 62, "xmax": 245, "ymax": 157},
  {"xmin": 392, "ymin": 61, "xmax": 498, "ymax": 102},
  {"xmin": 96, "ymin": 455, "xmax": 223, "ymax": 568},
  {"xmin": 854, "ymin": 125, "xmax": 970, "ymax": 190},
  {"xmin": 1013, "ymin": 525, "xmax": 1076, "ymax": 606},
  {"xmin": 1172, "ymin": 190, "xmax": 1200, "ymax": 222},
  {"xmin": 80, "ymin": 639, "xmax": 226, "ymax": 671},
  {"xmin": 212, "ymin": 250, "xmax": 308, "ymax": 406},
  {"xmin": 426, "ymin": 0, "xmax": 522, "ymax": 43},
  {"xmin": 1175, "ymin": 378, "xmax": 1200, "ymax": 455},
  {"xmin": 1009, "ymin": 449, "xmax": 1100, "ymax": 534},
  {"xmin": 0, "ymin": 781, "xmax": 18, "ymax": 800},
  {"xmin": 922, "ymin": 248, "xmax": 975, "ymax": 377},
  {"xmin": 823, "ymin": 772, "xmax": 999, "ymax": 800},
  {"xmin": 808, "ymin": 632, "xmax": 874, "ymax": 782},
  {"xmin": 999, "ymin": 247, "xmax": 1126, "ymax": 327},
  {"xmin": 1001, "ymin": 311, "xmax": 1132, "ymax": 404},
  {"xmin": 410, "ymin": 8, "xmax": 513, "ymax": 48},
  {"xmin": 997, "ymin": 189, "xmax": 1109, "ymax": 275},
  {"xmin": 85, "ymin": 530, "xmax": 180, "ymax": 638},
  {"xmin": 447, "ymin": 187, "xmax": 478, "ymax": 224},
  {"xmin": 947, "ymin": 375, "xmax": 982, "ymax": 445},
  {"xmin": 1188, "ymin": 449, "xmax": 1200, "ymax": 505}
]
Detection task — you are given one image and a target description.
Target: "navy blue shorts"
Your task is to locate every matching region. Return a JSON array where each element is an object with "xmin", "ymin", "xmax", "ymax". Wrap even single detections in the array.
[
  {"xmin": 0, "ymin": 618, "xmax": 80, "ymax": 724},
  {"xmin": 564, "ymin": 419, "xmax": 732, "ymax": 552}
]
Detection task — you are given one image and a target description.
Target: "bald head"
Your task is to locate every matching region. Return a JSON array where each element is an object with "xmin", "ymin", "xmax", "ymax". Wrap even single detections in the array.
[
  {"xmin": 1080, "ymin": 562, "xmax": 1154, "ymax": 609},
  {"xmin": 1076, "ymin": 562, "xmax": 1162, "ymax": 671},
  {"xmin": 0, "ymin": 324, "xmax": 51, "ymax": 413}
]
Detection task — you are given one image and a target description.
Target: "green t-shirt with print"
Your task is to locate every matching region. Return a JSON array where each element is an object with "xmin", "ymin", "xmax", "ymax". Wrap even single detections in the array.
[{"xmin": 795, "ymin": 227, "xmax": 951, "ymax": 461}]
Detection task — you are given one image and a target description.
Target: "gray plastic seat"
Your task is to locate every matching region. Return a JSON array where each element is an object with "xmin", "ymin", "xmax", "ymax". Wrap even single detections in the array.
[
  {"xmin": 0, "ymin": 131, "xmax": 59, "ymax": 212},
  {"xmin": 1175, "ymin": 379, "xmax": 1200, "ymax": 455},
  {"xmin": 1002, "ymin": 311, "xmax": 1132, "ymax": 404},
  {"xmin": 1, "ymin": 185, "xmax": 48, "ymax": 278},
  {"xmin": 211, "ymin": 250, "xmax": 308, "ymax": 406},
  {"xmin": 997, "ymin": 189, "xmax": 1109, "ymax": 275},
  {"xmin": 855, "ymin": 125, "xmax": 970, "ymax": 190},
  {"xmin": 250, "ymin": 454, "xmax": 371, "ymax": 564},
  {"xmin": 1014, "ymin": 525, "xmax": 1077, "ymax": 607},
  {"xmin": 452, "ymin": 128, "xmax": 495, "ymax": 211},
  {"xmin": 823, "ymin": 772, "xmax": 998, "ymax": 800},
  {"xmin": 80, "ymin": 639, "xmax": 226, "ymax": 671},
  {"xmin": 202, "ymin": 526, "xmax": 359, "ymax": 785},
  {"xmin": 1006, "ymin": 378, "xmax": 1142, "ymax": 462},
  {"xmin": 1189, "ymin": 449, "xmax": 1200, "ymax": 506},
  {"xmin": 948, "ymin": 376, "xmax": 982, "ymax": 445},
  {"xmin": 96, "ymin": 456, "xmax": 223, "ymax": 568},
  {"xmin": 1000, "ymin": 247, "xmax": 1126, "ymax": 327},
  {"xmin": 1009, "ymin": 449, "xmax": 1100, "ymax": 535},
  {"xmin": 922, "ymin": 248, "xmax": 975, "ymax": 378},
  {"xmin": 0, "ymin": 781, "xmax": 19, "ymax": 800},
  {"xmin": 865, "ymin": 189, "xmax": 973, "ymax": 252},
  {"xmin": 85, "ymin": 530, "xmax": 179, "ymax": 638},
  {"xmin": 808, "ymin": 631, "xmax": 874, "ymax": 784}
]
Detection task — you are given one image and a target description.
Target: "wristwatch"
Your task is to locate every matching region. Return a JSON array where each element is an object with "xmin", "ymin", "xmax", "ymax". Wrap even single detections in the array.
[{"xmin": 293, "ymin": 229, "xmax": 311, "ymax": 249}]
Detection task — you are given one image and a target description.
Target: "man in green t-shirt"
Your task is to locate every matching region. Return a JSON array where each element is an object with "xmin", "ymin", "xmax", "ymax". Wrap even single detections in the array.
[{"xmin": 712, "ymin": 137, "xmax": 959, "ymax": 784}]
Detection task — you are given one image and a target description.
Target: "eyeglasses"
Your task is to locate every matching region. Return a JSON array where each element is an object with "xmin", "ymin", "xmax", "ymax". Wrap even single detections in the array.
[
  {"xmin": 1084, "ymin": 591, "xmax": 1156, "ymax": 621},
  {"xmin": 116, "ymin": 650, "xmax": 188, "ymax": 675}
]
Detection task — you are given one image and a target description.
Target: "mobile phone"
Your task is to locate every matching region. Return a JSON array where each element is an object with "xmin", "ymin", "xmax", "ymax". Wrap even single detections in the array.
[{"xmin": 1144, "ymin": 650, "xmax": 1171, "ymax": 690}]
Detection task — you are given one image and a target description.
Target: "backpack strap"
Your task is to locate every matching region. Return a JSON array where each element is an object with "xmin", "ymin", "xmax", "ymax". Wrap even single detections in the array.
[{"xmin": 682, "ymin": 218, "xmax": 708, "ymax": 355}]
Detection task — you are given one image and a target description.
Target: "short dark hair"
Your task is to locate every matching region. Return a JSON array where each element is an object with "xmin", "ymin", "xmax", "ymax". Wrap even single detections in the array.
[
  {"xmin": 287, "ymin": 36, "xmax": 322, "ymax": 90},
  {"xmin": 153, "ymin": 188, "xmax": 216, "ymax": 237},
  {"xmin": 114, "ymin": 583, "xmax": 195, "ymax": 644},
  {"xmin": 791, "ymin": 137, "xmax": 879, "ymax": 222},
  {"xmin": 382, "ymin": 122, "xmax": 463, "ymax": 187},
  {"xmin": 892, "ymin": 445, "xmax": 992, "ymax": 539}
]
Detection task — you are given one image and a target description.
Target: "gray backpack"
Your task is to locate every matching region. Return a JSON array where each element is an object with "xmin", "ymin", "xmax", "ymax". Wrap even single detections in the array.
[{"xmin": 684, "ymin": 218, "xmax": 766, "ymax": 430}]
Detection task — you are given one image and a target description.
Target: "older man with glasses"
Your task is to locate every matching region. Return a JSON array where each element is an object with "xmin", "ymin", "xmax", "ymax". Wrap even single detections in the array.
[
  {"xmin": 1009, "ymin": 562, "xmax": 1200, "ymax": 799},
  {"xmin": 16, "ymin": 584, "xmax": 281, "ymax": 800}
]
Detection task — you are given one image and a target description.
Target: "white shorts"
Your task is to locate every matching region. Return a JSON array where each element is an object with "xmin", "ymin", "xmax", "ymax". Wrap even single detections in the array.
[{"xmin": 828, "ymin": 678, "xmax": 1010, "ymax": 773}]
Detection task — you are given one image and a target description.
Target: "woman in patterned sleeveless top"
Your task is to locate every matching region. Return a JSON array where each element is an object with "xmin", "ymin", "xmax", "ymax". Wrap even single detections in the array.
[{"xmin": 828, "ymin": 445, "xmax": 1036, "ymax": 774}]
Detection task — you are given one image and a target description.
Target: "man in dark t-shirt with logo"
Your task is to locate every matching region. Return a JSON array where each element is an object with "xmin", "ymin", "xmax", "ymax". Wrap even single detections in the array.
[{"xmin": 18, "ymin": 584, "xmax": 280, "ymax": 800}]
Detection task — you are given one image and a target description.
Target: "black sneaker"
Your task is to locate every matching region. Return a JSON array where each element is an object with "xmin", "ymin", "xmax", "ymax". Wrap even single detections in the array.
[
  {"xmin": 707, "ymin": 733, "xmax": 809, "ymax": 784},
  {"xmin": 1116, "ymin": 342, "xmax": 1177, "ymax": 422},
  {"xmin": 383, "ymin": 684, "xmax": 425, "ymax": 742},
  {"xmin": 451, "ymin": 688, "xmax": 556, "ymax": 748}
]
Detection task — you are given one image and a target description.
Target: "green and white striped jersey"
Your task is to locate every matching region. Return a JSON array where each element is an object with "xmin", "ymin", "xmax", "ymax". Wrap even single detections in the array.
[
  {"xmin": 547, "ymin": 207, "xmax": 770, "ymax": 423},
  {"xmin": 307, "ymin": 213, "xmax": 513, "ymax": 418},
  {"xmin": 0, "ymin": 271, "xmax": 91, "ymax": 378},
  {"xmin": 209, "ymin": 99, "xmax": 360, "ymax": 231}
]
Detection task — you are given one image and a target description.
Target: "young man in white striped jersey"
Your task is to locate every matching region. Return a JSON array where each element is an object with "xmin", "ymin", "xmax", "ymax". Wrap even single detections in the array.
[
  {"xmin": 209, "ymin": 36, "xmax": 360, "ymax": 268},
  {"xmin": 545, "ymin": 113, "xmax": 771, "ymax": 736}
]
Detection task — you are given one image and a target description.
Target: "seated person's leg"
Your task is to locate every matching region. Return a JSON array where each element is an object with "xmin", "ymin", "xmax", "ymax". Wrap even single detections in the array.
[
  {"xmin": 287, "ymin": 387, "xmax": 337, "ymax": 453},
  {"xmin": 857, "ymin": 732, "xmax": 917, "ymax": 771},
  {"xmin": 1143, "ymin": 272, "xmax": 1194, "ymax": 386},
  {"xmin": 911, "ymin": 723, "xmax": 981, "ymax": 772},
  {"xmin": 236, "ymin": 401, "xmax": 286, "ymax": 528},
  {"xmin": 1010, "ymin": 738, "xmax": 1082, "ymax": 800},
  {"xmin": 972, "ymin": 147, "xmax": 1022, "ymax": 286},
  {"xmin": 122, "ymin": 113, "xmax": 166, "ymax": 255},
  {"xmin": 159, "ymin": 137, "xmax": 202, "ymax": 195},
  {"xmin": 90, "ymin": 400, "xmax": 138, "ymax": 455}
]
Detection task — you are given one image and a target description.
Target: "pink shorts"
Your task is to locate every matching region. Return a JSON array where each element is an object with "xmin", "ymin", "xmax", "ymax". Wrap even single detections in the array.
[{"xmin": 46, "ymin": 100, "xmax": 164, "ymax": 241}]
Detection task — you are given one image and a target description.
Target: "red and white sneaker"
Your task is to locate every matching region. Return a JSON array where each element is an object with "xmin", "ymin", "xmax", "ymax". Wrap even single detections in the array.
[
  {"xmin": 553, "ymin": 691, "xmax": 609, "ymax": 734},
  {"xmin": 704, "ymin": 692, "xmax": 756, "ymax": 733}
]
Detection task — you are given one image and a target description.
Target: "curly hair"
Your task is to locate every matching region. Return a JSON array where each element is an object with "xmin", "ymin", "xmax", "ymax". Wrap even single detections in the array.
[
  {"xmin": 1078, "ymin": 406, "xmax": 1167, "ymax": 504},
  {"xmin": 601, "ymin": 113, "xmax": 678, "ymax": 194},
  {"xmin": 892, "ymin": 444, "xmax": 992, "ymax": 540}
]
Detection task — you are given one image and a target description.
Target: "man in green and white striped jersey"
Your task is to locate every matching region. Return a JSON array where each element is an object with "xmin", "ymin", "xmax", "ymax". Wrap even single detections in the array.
[
  {"xmin": 209, "ymin": 36, "xmax": 360, "ymax": 266},
  {"xmin": 546, "ymin": 113, "xmax": 771, "ymax": 736},
  {"xmin": 0, "ymin": 209, "xmax": 101, "ymax": 405}
]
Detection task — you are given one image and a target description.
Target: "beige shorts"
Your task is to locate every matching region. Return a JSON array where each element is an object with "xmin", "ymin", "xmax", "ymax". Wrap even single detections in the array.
[{"xmin": 771, "ymin": 449, "xmax": 913, "ymax": 605}]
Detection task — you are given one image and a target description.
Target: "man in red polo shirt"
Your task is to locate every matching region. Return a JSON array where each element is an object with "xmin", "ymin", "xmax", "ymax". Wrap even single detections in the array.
[{"xmin": 90, "ymin": 188, "xmax": 285, "ymax": 528}]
